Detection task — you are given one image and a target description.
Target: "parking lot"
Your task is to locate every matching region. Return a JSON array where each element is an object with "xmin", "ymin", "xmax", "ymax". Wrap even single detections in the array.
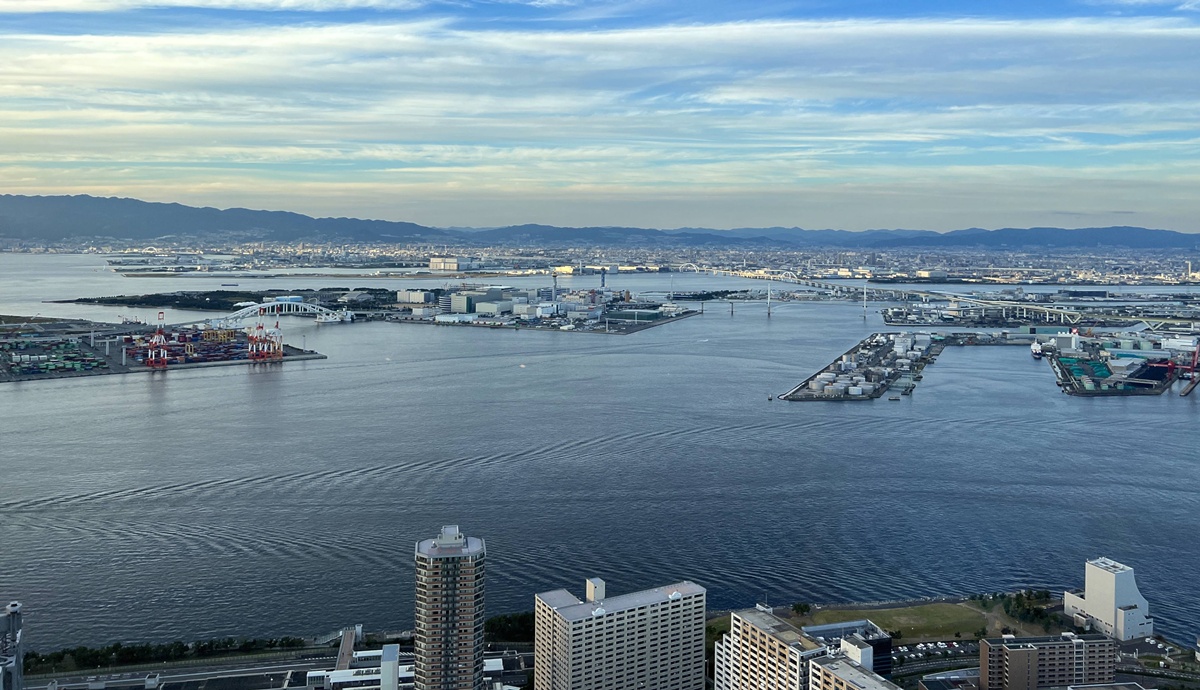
[{"xmin": 894, "ymin": 640, "xmax": 980, "ymax": 663}]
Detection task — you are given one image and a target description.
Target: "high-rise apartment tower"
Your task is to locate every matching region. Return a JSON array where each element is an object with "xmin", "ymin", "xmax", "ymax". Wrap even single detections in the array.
[{"xmin": 414, "ymin": 526, "xmax": 486, "ymax": 690}]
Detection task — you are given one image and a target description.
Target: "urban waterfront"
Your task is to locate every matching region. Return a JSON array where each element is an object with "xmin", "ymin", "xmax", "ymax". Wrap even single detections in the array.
[{"xmin": 1, "ymin": 255, "xmax": 1198, "ymax": 651}]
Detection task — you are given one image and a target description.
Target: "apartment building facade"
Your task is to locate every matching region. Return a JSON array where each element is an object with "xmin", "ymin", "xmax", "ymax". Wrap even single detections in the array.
[
  {"xmin": 979, "ymin": 634, "xmax": 1116, "ymax": 690},
  {"xmin": 414, "ymin": 526, "xmax": 486, "ymax": 690},
  {"xmin": 534, "ymin": 578, "xmax": 706, "ymax": 690}
]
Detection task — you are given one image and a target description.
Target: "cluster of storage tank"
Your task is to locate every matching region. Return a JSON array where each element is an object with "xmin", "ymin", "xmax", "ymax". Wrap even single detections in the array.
[
  {"xmin": 891, "ymin": 333, "xmax": 933, "ymax": 370},
  {"xmin": 807, "ymin": 371, "xmax": 880, "ymax": 397},
  {"xmin": 810, "ymin": 332, "xmax": 937, "ymax": 398}
]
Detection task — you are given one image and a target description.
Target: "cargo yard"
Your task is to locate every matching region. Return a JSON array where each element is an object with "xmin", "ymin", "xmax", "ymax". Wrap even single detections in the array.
[{"xmin": 1, "ymin": 317, "xmax": 325, "ymax": 384}]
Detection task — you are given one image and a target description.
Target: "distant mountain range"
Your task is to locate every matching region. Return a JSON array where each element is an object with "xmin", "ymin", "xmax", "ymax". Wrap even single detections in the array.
[{"xmin": 2, "ymin": 194, "xmax": 1198, "ymax": 249}]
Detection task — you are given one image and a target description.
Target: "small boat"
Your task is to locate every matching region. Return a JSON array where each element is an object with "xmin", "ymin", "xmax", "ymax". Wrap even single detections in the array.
[
  {"xmin": 1031, "ymin": 341, "xmax": 1043, "ymax": 360},
  {"xmin": 767, "ymin": 394, "xmax": 773, "ymax": 401},
  {"xmin": 888, "ymin": 395, "xmax": 901, "ymax": 401},
  {"xmin": 221, "ymin": 283, "xmax": 239, "ymax": 286}
]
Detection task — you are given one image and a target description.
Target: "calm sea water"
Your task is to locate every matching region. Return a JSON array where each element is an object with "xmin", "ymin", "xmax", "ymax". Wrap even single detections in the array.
[{"xmin": 1, "ymin": 255, "xmax": 1198, "ymax": 650}]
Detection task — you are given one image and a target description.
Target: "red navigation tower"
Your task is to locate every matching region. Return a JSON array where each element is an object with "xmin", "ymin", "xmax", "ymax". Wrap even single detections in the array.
[{"xmin": 146, "ymin": 311, "xmax": 169, "ymax": 368}]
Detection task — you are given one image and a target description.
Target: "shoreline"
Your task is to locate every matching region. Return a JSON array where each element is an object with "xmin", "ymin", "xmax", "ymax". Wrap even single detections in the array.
[{"xmin": 391, "ymin": 309, "xmax": 699, "ymax": 335}]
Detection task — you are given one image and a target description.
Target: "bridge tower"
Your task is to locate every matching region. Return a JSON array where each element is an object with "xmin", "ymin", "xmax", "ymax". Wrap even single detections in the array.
[{"xmin": 146, "ymin": 311, "xmax": 169, "ymax": 368}]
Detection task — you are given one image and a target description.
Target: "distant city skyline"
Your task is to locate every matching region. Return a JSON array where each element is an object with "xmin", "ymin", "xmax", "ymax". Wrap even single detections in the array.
[{"xmin": 2, "ymin": 1, "xmax": 1199, "ymax": 231}]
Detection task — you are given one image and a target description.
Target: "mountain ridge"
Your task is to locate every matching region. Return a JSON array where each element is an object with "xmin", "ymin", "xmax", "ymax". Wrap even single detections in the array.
[{"xmin": 1, "ymin": 194, "xmax": 1195, "ymax": 249}]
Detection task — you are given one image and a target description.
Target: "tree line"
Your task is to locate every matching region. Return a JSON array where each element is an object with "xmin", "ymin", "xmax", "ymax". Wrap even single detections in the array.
[{"xmin": 24, "ymin": 636, "xmax": 307, "ymax": 674}]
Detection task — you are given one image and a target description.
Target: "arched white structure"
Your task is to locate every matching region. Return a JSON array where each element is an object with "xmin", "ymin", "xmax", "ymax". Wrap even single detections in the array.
[
  {"xmin": 215, "ymin": 300, "xmax": 347, "ymax": 326},
  {"xmin": 677, "ymin": 263, "xmax": 703, "ymax": 272}
]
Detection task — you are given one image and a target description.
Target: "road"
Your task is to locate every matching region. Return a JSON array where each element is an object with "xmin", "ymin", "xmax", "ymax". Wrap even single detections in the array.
[{"xmin": 26, "ymin": 658, "xmax": 337, "ymax": 690}]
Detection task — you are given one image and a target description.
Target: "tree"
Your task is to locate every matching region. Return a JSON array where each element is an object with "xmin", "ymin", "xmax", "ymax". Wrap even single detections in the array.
[
  {"xmin": 791, "ymin": 602, "xmax": 811, "ymax": 616},
  {"xmin": 485, "ymin": 612, "xmax": 535, "ymax": 643}
]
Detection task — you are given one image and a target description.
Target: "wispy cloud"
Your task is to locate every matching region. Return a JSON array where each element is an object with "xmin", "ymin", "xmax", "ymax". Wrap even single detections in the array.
[
  {"xmin": 2, "ymin": 14, "xmax": 1199, "ymax": 228},
  {"xmin": 0, "ymin": 0, "xmax": 425, "ymax": 11},
  {"xmin": 1083, "ymin": 0, "xmax": 1200, "ymax": 11}
]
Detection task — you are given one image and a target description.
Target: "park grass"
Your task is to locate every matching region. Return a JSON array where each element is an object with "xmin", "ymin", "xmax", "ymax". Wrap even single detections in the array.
[
  {"xmin": 706, "ymin": 614, "xmax": 732, "ymax": 636},
  {"xmin": 805, "ymin": 603, "xmax": 985, "ymax": 641}
]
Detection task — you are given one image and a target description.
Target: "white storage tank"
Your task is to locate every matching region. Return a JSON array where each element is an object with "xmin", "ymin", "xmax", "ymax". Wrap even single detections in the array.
[{"xmin": 848, "ymin": 386, "xmax": 864, "ymax": 396}]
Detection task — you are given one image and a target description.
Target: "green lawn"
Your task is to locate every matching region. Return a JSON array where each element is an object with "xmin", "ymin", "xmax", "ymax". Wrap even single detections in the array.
[
  {"xmin": 706, "ymin": 614, "xmax": 731, "ymax": 647},
  {"xmin": 808, "ymin": 603, "xmax": 985, "ymax": 641}
]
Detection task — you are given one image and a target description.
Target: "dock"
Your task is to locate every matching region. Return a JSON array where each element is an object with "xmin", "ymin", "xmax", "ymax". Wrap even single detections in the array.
[
  {"xmin": 1048, "ymin": 353, "xmax": 1174, "ymax": 396},
  {"xmin": 1182, "ymin": 378, "xmax": 1199, "ymax": 397}
]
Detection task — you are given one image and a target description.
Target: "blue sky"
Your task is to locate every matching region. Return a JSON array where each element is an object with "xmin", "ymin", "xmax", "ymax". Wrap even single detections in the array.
[{"xmin": 2, "ymin": 0, "xmax": 1199, "ymax": 231}]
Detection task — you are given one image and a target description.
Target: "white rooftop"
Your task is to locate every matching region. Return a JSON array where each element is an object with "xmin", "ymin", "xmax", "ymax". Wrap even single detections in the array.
[
  {"xmin": 1089, "ymin": 557, "xmax": 1132, "ymax": 574},
  {"xmin": 537, "ymin": 581, "xmax": 705, "ymax": 623},
  {"xmin": 812, "ymin": 656, "xmax": 901, "ymax": 690},
  {"xmin": 415, "ymin": 525, "xmax": 484, "ymax": 558}
]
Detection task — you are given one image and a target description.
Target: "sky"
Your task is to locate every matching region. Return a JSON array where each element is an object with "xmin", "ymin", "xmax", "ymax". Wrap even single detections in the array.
[{"xmin": 2, "ymin": 0, "xmax": 1200, "ymax": 231}]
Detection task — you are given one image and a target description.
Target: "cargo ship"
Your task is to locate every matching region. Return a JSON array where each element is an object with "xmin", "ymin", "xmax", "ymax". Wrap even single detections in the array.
[{"xmin": 1031, "ymin": 341, "xmax": 1043, "ymax": 360}]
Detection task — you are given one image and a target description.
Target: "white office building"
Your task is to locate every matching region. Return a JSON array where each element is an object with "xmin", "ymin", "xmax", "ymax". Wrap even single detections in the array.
[
  {"xmin": 1, "ymin": 603, "xmax": 22, "ymax": 690},
  {"xmin": 534, "ymin": 578, "xmax": 706, "ymax": 690},
  {"xmin": 1063, "ymin": 557, "xmax": 1154, "ymax": 641}
]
